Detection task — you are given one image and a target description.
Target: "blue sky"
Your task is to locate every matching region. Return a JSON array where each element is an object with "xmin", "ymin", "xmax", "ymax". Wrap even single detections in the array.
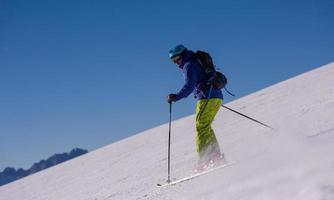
[{"xmin": 1, "ymin": 0, "xmax": 333, "ymax": 170}]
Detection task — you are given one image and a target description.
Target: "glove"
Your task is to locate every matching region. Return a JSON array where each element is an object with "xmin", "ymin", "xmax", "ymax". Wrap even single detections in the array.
[{"xmin": 167, "ymin": 94, "xmax": 177, "ymax": 104}]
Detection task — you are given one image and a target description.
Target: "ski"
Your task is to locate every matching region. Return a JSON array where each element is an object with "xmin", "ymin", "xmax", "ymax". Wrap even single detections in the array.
[{"xmin": 157, "ymin": 161, "xmax": 236, "ymax": 187}]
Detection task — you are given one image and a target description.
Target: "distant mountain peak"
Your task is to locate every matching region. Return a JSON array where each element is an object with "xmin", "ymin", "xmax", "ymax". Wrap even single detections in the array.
[{"xmin": 0, "ymin": 148, "xmax": 88, "ymax": 187}]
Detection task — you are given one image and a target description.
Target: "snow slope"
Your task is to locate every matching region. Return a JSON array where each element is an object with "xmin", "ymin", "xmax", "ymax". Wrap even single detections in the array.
[{"xmin": 1, "ymin": 62, "xmax": 334, "ymax": 200}]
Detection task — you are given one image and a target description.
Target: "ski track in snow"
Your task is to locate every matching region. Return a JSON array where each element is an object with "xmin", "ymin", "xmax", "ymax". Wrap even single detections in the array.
[{"xmin": 0, "ymin": 62, "xmax": 334, "ymax": 200}]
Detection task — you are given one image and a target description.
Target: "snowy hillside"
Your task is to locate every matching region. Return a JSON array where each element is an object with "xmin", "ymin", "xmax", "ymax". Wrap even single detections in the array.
[{"xmin": 1, "ymin": 62, "xmax": 334, "ymax": 200}]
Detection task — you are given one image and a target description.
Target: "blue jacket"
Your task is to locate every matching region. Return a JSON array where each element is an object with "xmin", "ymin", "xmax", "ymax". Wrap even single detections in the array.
[{"xmin": 175, "ymin": 50, "xmax": 223, "ymax": 101}]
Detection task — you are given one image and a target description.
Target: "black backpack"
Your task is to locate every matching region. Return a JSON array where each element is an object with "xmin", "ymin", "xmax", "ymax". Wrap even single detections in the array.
[{"xmin": 194, "ymin": 50, "xmax": 227, "ymax": 90}]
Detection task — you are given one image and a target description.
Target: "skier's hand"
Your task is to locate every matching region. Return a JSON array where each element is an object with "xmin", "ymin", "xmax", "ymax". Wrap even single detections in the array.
[{"xmin": 167, "ymin": 94, "xmax": 177, "ymax": 104}]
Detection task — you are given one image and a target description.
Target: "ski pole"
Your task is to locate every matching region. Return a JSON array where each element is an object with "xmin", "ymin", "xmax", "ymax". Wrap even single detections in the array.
[
  {"xmin": 221, "ymin": 105, "xmax": 274, "ymax": 129},
  {"xmin": 167, "ymin": 102, "xmax": 172, "ymax": 183}
]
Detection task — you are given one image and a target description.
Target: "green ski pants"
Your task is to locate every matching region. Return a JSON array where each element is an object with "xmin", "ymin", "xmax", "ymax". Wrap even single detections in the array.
[{"xmin": 195, "ymin": 98, "xmax": 223, "ymax": 159}]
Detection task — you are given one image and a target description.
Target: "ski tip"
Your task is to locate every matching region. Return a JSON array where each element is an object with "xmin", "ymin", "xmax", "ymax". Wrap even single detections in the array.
[
  {"xmin": 157, "ymin": 183, "xmax": 169, "ymax": 187},
  {"xmin": 157, "ymin": 180, "xmax": 171, "ymax": 187}
]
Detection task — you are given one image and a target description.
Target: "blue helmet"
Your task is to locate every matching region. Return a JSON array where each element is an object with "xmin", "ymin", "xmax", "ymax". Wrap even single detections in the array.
[{"xmin": 169, "ymin": 45, "xmax": 186, "ymax": 59}]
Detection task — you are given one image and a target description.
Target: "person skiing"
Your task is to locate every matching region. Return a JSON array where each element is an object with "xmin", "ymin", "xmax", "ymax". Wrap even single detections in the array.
[{"xmin": 167, "ymin": 45, "xmax": 225, "ymax": 171}]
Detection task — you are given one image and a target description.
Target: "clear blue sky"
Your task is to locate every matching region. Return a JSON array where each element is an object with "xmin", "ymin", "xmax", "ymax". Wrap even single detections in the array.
[{"xmin": 1, "ymin": 0, "xmax": 333, "ymax": 170}]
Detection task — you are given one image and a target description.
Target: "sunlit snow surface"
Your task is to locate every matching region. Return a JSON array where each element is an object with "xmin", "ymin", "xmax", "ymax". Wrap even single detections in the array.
[{"xmin": 1, "ymin": 63, "xmax": 334, "ymax": 200}]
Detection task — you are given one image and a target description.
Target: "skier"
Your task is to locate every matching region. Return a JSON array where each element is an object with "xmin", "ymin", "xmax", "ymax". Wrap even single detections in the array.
[{"xmin": 167, "ymin": 45, "xmax": 225, "ymax": 171}]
